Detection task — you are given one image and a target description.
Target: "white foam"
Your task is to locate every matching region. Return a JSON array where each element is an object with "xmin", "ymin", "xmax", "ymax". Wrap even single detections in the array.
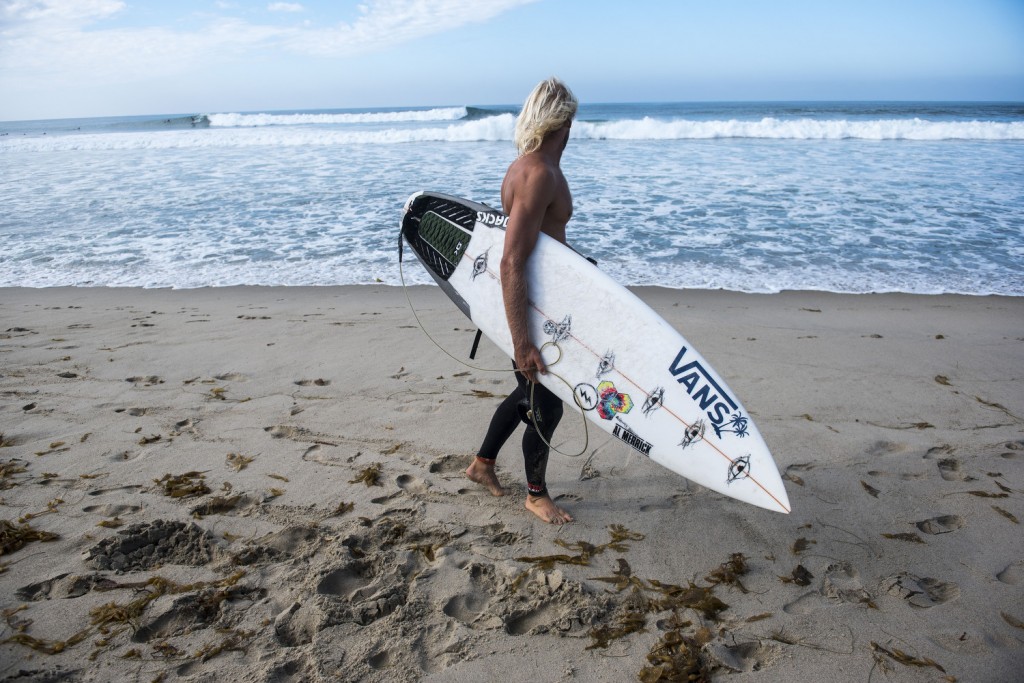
[
  {"xmin": 573, "ymin": 117, "xmax": 1024, "ymax": 141},
  {"xmin": 7, "ymin": 115, "xmax": 1023, "ymax": 152},
  {"xmin": 207, "ymin": 107, "xmax": 468, "ymax": 127},
  {"xmin": 1, "ymin": 114, "xmax": 517, "ymax": 151}
]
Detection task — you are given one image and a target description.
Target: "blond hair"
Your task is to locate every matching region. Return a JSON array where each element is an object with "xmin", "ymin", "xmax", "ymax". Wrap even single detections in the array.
[{"xmin": 514, "ymin": 77, "xmax": 578, "ymax": 156}]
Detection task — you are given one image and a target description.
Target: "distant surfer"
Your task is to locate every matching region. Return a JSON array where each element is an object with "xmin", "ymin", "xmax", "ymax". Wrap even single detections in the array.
[{"xmin": 465, "ymin": 78, "xmax": 578, "ymax": 524}]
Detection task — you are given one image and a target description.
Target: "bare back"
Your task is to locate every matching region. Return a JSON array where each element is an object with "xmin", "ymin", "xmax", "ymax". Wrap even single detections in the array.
[{"xmin": 500, "ymin": 153, "xmax": 572, "ymax": 244}]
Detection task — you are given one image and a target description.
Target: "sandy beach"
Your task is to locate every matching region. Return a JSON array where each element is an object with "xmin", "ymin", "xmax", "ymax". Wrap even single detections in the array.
[{"xmin": 1, "ymin": 285, "xmax": 1021, "ymax": 682}]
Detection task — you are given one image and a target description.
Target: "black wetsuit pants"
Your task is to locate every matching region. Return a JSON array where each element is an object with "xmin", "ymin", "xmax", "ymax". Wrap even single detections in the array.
[{"xmin": 477, "ymin": 363, "xmax": 563, "ymax": 497}]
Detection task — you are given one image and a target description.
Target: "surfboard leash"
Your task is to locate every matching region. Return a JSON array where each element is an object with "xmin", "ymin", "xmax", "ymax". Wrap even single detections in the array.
[{"xmin": 398, "ymin": 232, "xmax": 590, "ymax": 458}]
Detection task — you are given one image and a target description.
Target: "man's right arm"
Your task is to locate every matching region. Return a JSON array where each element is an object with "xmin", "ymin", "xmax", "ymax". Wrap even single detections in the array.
[{"xmin": 501, "ymin": 167, "xmax": 554, "ymax": 383}]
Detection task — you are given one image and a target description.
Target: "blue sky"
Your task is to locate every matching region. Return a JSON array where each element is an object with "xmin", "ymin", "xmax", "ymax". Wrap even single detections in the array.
[{"xmin": 1, "ymin": 0, "xmax": 1022, "ymax": 120}]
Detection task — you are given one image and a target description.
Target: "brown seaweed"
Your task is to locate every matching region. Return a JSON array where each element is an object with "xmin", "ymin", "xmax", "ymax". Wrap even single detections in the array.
[
  {"xmin": 638, "ymin": 614, "xmax": 714, "ymax": 683},
  {"xmin": 704, "ymin": 553, "xmax": 749, "ymax": 593},
  {"xmin": 517, "ymin": 525, "xmax": 645, "ymax": 571},
  {"xmin": 964, "ymin": 490, "xmax": 1008, "ymax": 498},
  {"xmin": 882, "ymin": 532, "xmax": 926, "ymax": 543},
  {"xmin": 779, "ymin": 564, "xmax": 814, "ymax": 586},
  {"xmin": 861, "ymin": 480, "xmax": 881, "ymax": 498},
  {"xmin": 194, "ymin": 629, "xmax": 255, "ymax": 662},
  {"xmin": 349, "ymin": 463, "xmax": 383, "ymax": 486},
  {"xmin": 992, "ymin": 506, "xmax": 1019, "ymax": 524},
  {"xmin": 0, "ymin": 459, "xmax": 27, "ymax": 489},
  {"xmin": 586, "ymin": 604, "xmax": 648, "ymax": 650},
  {"xmin": 0, "ymin": 519, "xmax": 59, "ymax": 555},
  {"xmin": 154, "ymin": 471, "xmax": 211, "ymax": 498},
  {"xmin": 791, "ymin": 537, "xmax": 815, "ymax": 554},
  {"xmin": 331, "ymin": 501, "xmax": 354, "ymax": 516},
  {"xmin": 870, "ymin": 641, "xmax": 946, "ymax": 674},
  {"xmin": 225, "ymin": 453, "xmax": 253, "ymax": 471}
]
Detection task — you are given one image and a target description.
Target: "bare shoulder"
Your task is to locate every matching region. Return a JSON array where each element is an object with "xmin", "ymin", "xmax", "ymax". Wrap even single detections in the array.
[{"xmin": 502, "ymin": 154, "xmax": 557, "ymax": 208}]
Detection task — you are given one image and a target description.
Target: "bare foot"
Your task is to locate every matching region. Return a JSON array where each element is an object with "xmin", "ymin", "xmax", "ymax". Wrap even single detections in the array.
[
  {"xmin": 525, "ymin": 494, "xmax": 574, "ymax": 525},
  {"xmin": 465, "ymin": 457, "xmax": 505, "ymax": 497}
]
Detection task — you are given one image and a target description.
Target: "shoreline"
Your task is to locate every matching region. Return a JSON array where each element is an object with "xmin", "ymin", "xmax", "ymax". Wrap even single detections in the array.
[{"xmin": 1, "ymin": 285, "xmax": 1022, "ymax": 681}]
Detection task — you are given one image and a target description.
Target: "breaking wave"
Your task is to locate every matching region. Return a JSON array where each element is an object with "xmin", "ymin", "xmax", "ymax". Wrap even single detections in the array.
[
  {"xmin": 5, "ymin": 115, "xmax": 1024, "ymax": 152},
  {"xmin": 206, "ymin": 107, "xmax": 469, "ymax": 127}
]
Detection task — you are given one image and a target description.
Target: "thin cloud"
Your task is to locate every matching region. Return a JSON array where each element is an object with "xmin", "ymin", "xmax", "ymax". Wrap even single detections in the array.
[
  {"xmin": 283, "ymin": 0, "xmax": 539, "ymax": 57},
  {"xmin": 0, "ymin": 0, "xmax": 538, "ymax": 88}
]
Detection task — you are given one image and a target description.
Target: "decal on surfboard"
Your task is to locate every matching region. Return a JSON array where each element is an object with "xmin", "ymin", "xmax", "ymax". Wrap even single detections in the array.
[
  {"xmin": 543, "ymin": 314, "xmax": 572, "ymax": 343},
  {"xmin": 668, "ymin": 345, "xmax": 741, "ymax": 440},
  {"xmin": 642, "ymin": 387, "xmax": 665, "ymax": 417},
  {"xmin": 471, "ymin": 250, "xmax": 489, "ymax": 280},
  {"xmin": 596, "ymin": 350, "xmax": 615, "ymax": 379},
  {"xmin": 596, "ymin": 380, "xmax": 633, "ymax": 420},
  {"xmin": 714, "ymin": 412, "xmax": 750, "ymax": 439},
  {"xmin": 727, "ymin": 455, "xmax": 751, "ymax": 484},
  {"xmin": 574, "ymin": 383, "xmax": 599, "ymax": 411},
  {"xmin": 679, "ymin": 420, "xmax": 706, "ymax": 450},
  {"xmin": 612, "ymin": 419, "xmax": 653, "ymax": 456}
]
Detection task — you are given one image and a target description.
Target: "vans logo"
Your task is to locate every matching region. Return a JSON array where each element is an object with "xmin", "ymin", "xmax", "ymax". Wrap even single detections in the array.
[{"xmin": 668, "ymin": 346, "xmax": 744, "ymax": 438}]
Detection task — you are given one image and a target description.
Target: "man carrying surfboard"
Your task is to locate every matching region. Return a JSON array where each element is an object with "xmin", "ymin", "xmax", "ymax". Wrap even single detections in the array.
[{"xmin": 465, "ymin": 78, "xmax": 578, "ymax": 525}]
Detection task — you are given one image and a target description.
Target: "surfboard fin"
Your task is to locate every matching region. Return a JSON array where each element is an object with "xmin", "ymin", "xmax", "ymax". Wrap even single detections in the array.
[{"xmin": 469, "ymin": 329, "xmax": 483, "ymax": 360}]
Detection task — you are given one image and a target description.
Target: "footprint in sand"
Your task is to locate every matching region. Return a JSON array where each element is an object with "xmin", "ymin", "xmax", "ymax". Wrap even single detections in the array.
[
  {"xmin": 294, "ymin": 378, "xmax": 331, "ymax": 386},
  {"xmin": 884, "ymin": 573, "xmax": 960, "ymax": 607},
  {"xmin": 457, "ymin": 487, "xmax": 491, "ymax": 498},
  {"xmin": 490, "ymin": 530, "xmax": 527, "ymax": 546},
  {"xmin": 82, "ymin": 503, "xmax": 143, "ymax": 517},
  {"xmin": 937, "ymin": 458, "xmax": 971, "ymax": 481},
  {"xmin": 396, "ymin": 474, "xmax": 429, "ymax": 495},
  {"xmin": 822, "ymin": 562, "xmax": 874, "ymax": 606},
  {"xmin": 706, "ymin": 641, "xmax": 783, "ymax": 674},
  {"xmin": 924, "ymin": 444, "xmax": 955, "ymax": 459},
  {"xmin": 784, "ymin": 562, "xmax": 873, "ymax": 614},
  {"xmin": 867, "ymin": 441, "xmax": 911, "ymax": 457},
  {"xmin": 368, "ymin": 649, "xmax": 397, "ymax": 670},
  {"xmin": 16, "ymin": 573, "xmax": 115, "ymax": 601},
  {"xmin": 443, "ymin": 592, "xmax": 490, "ymax": 625},
  {"xmin": 639, "ymin": 498, "xmax": 675, "ymax": 512},
  {"xmin": 125, "ymin": 375, "xmax": 163, "ymax": 386},
  {"xmin": 1000, "ymin": 440, "xmax": 1023, "ymax": 459},
  {"xmin": 87, "ymin": 484, "xmax": 145, "ymax": 497},
  {"xmin": 504, "ymin": 603, "xmax": 565, "ymax": 635},
  {"xmin": 915, "ymin": 515, "xmax": 965, "ymax": 534},
  {"xmin": 266, "ymin": 425, "xmax": 302, "ymax": 439},
  {"xmin": 428, "ymin": 454, "xmax": 466, "ymax": 475},
  {"xmin": 214, "ymin": 372, "xmax": 247, "ymax": 381},
  {"xmin": 317, "ymin": 560, "xmax": 405, "ymax": 625},
  {"xmin": 301, "ymin": 444, "xmax": 342, "ymax": 466},
  {"xmin": 996, "ymin": 560, "xmax": 1024, "ymax": 585},
  {"xmin": 468, "ymin": 377, "xmax": 506, "ymax": 386}
]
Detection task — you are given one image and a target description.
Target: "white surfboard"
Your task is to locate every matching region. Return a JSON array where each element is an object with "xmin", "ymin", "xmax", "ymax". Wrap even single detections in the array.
[{"xmin": 401, "ymin": 191, "xmax": 790, "ymax": 514}]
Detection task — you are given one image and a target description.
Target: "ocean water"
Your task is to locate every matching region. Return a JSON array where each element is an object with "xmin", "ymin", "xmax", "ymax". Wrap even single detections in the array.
[{"xmin": 2, "ymin": 102, "xmax": 1022, "ymax": 295}]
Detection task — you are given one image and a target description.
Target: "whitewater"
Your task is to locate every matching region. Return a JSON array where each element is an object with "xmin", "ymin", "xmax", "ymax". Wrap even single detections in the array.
[{"xmin": 2, "ymin": 102, "xmax": 1022, "ymax": 294}]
